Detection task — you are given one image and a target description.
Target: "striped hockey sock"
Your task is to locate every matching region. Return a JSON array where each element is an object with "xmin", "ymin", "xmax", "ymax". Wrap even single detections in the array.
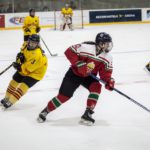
[
  {"xmin": 9, "ymin": 82, "xmax": 29, "ymax": 104},
  {"xmin": 87, "ymin": 82, "xmax": 101, "ymax": 109},
  {"xmin": 47, "ymin": 94, "xmax": 70, "ymax": 111},
  {"xmin": 87, "ymin": 92, "xmax": 100, "ymax": 109},
  {"xmin": 5, "ymin": 79, "xmax": 19, "ymax": 100}
]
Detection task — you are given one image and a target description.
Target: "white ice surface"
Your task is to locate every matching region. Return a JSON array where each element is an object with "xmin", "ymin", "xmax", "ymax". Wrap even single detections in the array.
[{"xmin": 0, "ymin": 24, "xmax": 150, "ymax": 150}]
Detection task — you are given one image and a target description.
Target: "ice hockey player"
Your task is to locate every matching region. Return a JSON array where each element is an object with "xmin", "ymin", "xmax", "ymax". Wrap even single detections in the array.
[
  {"xmin": 22, "ymin": 8, "xmax": 41, "ymax": 48},
  {"xmin": 0, "ymin": 34, "xmax": 48, "ymax": 109},
  {"xmin": 60, "ymin": 3, "xmax": 73, "ymax": 31},
  {"xmin": 145, "ymin": 62, "xmax": 150, "ymax": 72},
  {"xmin": 37, "ymin": 32, "xmax": 115, "ymax": 126}
]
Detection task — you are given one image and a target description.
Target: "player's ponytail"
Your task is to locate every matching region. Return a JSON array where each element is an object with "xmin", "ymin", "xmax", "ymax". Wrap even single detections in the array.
[{"xmin": 82, "ymin": 41, "xmax": 96, "ymax": 45}]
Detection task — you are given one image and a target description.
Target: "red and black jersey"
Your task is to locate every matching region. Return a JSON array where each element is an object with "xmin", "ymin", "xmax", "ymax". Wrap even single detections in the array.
[{"xmin": 64, "ymin": 43, "xmax": 113, "ymax": 82}]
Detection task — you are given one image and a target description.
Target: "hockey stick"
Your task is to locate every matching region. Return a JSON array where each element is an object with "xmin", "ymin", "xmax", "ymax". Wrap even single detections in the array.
[
  {"xmin": 0, "ymin": 63, "xmax": 13, "ymax": 76},
  {"xmin": 40, "ymin": 36, "xmax": 58, "ymax": 57},
  {"xmin": 90, "ymin": 74, "xmax": 150, "ymax": 113}
]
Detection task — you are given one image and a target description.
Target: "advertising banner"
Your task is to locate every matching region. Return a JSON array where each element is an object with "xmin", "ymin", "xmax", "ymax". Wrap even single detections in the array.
[
  {"xmin": 5, "ymin": 12, "xmax": 54, "ymax": 28},
  {"xmin": 5, "ymin": 13, "xmax": 26, "ymax": 27},
  {"xmin": 0, "ymin": 15, "xmax": 5, "ymax": 28},
  {"xmin": 90, "ymin": 9, "xmax": 142, "ymax": 23}
]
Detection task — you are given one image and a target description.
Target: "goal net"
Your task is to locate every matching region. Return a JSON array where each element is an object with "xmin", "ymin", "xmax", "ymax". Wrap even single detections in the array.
[{"xmin": 53, "ymin": 10, "xmax": 84, "ymax": 30}]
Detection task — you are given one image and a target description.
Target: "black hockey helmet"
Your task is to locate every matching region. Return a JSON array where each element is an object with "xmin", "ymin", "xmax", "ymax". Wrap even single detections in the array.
[
  {"xmin": 29, "ymin": 8, "xmax": 35, "ymax": 17},
  {"xmin": 27, "ymin": 34, "xmax": 40, "ymax": 50},
  {"xmin": 95, "ymin": 32, "xmax": 113, "ymax": 53},
  {"xmin": 29, "ymin": 8, "xmax": 35, "ymax": 13},
  {"xmin": 95, "ymin": 32, "xmax": 112, "ymax": 45},
  {"xmin": 29, "ymin": 34, "xmax": 40, "ymax": 42}
]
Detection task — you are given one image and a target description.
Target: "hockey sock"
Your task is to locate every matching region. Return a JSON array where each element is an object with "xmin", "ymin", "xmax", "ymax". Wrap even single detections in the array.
[
  {"xmin": 68, "ymin": 24, "xmax": 72, "ymax": 30},
  {"xmin": 87, "ymin": 82, "xmax": 101, "ymax": 109},
  {"xmin": 47, "ymin": 94, "xmax": 70, "ymax": 111},
  {"xmin": 5, "ymin": 79, "xmax": 19, "ymax": 100},
  {"xmin": 9, "ymin": 82, "xmax": 29, "ymax": 104},
  {"xmin": 63, "ymin": 24, "xmax": 66, "ymax": 30},
  {"xmin": 87, "ymin": 92, "xmax": 99, "ymax": 109}
]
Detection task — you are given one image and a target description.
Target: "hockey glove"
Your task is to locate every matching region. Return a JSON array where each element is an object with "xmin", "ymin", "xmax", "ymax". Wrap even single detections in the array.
[
  {"xmin": 105, "ymin": 78, "xmax": 115, "ymax": 91},
  {"xmin": 24, "ymin": 28, "xmax": 30, "ymax": 32},
  {"xmin": 36, "ymin": 27, "xmax": 41, "ymax": 33},
  {"xmin": 12, "ymin": 62, "xmax": 21, "ymax": 72},
  {"xmin": 77, "ymin": 61, "xmax": 95, "ymax": 77},
  {"xmin": 16, "ymin": 52, "xmax": 25, "ymax": 63}
]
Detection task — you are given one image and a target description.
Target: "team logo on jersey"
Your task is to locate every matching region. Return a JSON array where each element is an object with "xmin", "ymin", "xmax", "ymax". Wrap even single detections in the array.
[{"xmin": 31, "ymin": 59, "xmax": 36, "ymax": 64}]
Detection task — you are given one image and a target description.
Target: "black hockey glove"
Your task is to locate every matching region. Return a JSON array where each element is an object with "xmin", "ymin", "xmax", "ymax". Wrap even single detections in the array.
[
  {"xmin": 36, "ymin": 27, "xmax": 41, "ymax": 33},
  {"xmin": 12, "ymin": 62, "xmax": 21, "ymax": 72},
  {"xmin": 16, "ymin": 52, "xmax": 25, "ymax": 63}
]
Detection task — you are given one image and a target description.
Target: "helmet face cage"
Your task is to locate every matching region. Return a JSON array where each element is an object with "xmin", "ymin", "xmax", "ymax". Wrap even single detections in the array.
[
  {"xmin": 27, "ymin": 35, "xmax": 40, "ymax": 50},
  {"xmin": 99, "ymin": 42, "xmax": 113, "ymax": 53},
  {"xmin": 95, "ymin": 32, "xmax": 113, "ymax": 53},
  {"xmin": 65, "ymin": 4, "xmax": 69, "ymax": 8},
  {"xmin": 29, "ymin": 8, "xmax": 35, "ymax": 17}
]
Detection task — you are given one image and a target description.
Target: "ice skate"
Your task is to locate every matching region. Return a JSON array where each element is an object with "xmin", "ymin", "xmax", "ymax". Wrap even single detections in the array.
[
  {"xmin": 0, "ymin": 98, "xmax": 12, "ymax": 109},
  {"xmin": 37, "ymin": 108, "xmax": 49, "ymax": 123},
  {"xmin": 79, "ymin": 108, "xmax": 95, "ymax": 126},
  {"xmin": 145, "ymin": 64, "xmax": 150, "ymax": 73}
]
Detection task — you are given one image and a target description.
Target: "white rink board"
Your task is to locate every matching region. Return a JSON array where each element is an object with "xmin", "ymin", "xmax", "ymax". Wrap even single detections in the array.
[
  {"xmin": 3, "ymin": 8, "xmax": 150, "ymax": 29},
  {"xmin": 4, "ymin": 11, "xmax": 88, "ymax": 28}
]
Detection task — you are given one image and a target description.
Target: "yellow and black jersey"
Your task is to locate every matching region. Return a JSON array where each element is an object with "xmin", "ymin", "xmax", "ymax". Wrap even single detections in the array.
[
  {"xmin": 19, "ymin": 45, "xmax": 48, "ymax": 80},
  {"xmin": 23, "ymin": 16, "xmax": 40, "ymax": 36},
  {"xmin": 61, "ymin": 7, "xmax": 73, "ymax": 16}
]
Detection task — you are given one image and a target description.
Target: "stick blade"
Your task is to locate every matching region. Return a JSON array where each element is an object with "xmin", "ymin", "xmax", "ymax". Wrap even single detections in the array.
[{"xmin": 51, "ymin": 53, "xmax": 58, "ymax": 57}]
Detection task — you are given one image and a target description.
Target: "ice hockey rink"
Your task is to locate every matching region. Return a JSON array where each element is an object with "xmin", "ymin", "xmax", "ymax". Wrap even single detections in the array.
[{"xmin": 0, "ymin": 23, "xmax": 150, "ymax": 150}]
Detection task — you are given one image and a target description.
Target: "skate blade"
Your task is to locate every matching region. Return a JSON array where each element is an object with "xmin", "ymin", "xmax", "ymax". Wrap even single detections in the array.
[
  {"xmin": 79, "ymin": 119, "xmax": 94, "ymax": 126},
  {"xmin": 0, "ymin": 106, "xmax": 8, "ymax": 111},
  {"xmin": 37, "ymin": 117, "xmax": 45, "ymax": 123},
  {"xmin": 144, "ymin": 67, "xmax": 150, "ymax": 74}
]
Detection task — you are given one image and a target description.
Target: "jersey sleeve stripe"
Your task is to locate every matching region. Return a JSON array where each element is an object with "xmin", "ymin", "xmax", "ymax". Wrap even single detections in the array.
[
  {"xmin": 70, "ymin": 46, "xmax": 78, "ymax": 53},
  {"xmin": 80, "ymin": 52, "xmax": 95, "ymax": 56},
  {"xmin": 89, "ymin": 55, "xmax": 113, "ymax": 70}
]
